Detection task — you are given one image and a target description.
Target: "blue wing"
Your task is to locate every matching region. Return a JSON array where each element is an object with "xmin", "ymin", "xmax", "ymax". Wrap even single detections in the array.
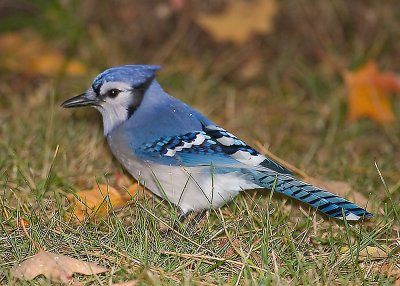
[{"xmin": 134, "ymin": 124, "xmax": 292, "ymax": 174}]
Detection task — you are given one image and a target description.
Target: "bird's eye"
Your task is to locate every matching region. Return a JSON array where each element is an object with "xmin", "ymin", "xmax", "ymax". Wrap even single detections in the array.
[{"xmin": 107, "ymin": 89, "xmax": 121, "ymax": 98}]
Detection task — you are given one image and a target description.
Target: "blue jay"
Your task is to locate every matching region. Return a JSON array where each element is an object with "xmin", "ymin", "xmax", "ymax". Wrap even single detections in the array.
[{"xmin": 61, "ymin": 65, "xmax": 373, "ymax": 221}]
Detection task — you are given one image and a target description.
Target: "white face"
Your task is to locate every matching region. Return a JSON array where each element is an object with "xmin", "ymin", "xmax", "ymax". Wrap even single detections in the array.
[{"xmin": 92, "ymin": 81, "xmax": 134, "ymax": 135}]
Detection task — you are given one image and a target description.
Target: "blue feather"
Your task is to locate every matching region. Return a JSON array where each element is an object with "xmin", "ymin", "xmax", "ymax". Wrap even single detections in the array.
[
  {"xmin": 92, "ymin": 65, "xmax": 162, "ymax": 92},
  {"xmin": 62, "ymin": 64, "xmax": 374, "ymax": 222},
  {"xmin": 245, "ymin": 169, "xmax": 373, "ymax": 220},
  {"xmin": 135, "ymin": 126, "xmax": 290, "ymax": 175}
]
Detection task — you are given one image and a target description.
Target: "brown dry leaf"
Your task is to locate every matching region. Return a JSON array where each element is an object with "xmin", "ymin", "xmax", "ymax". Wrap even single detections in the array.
[
  {"xmin": 341, "ymin": 245, "xmax": 391, "ymax": 261},
  {"xmin": 67, "ymin": 183, "xmax": 132, "ymax": 223},
  {"xmin": 216, "ymin": 236, "xmax": 262, "ymax": 267},
  {"xmin": 344, "ymin": 61, "xmax": 400, "ymax": 123},
  {"xmin": 216, "ymin": 237, "xmax": 246, "ymax": 258},
  {"xmin": 359, "ymin": 246, "xmax": 391, "ymax": 261},
  {"xmin": 11, "ymin": 250, "xmax": 107, "ymax": 283},
  {"xmin": 0, "ymin": 32, "xmax": 85, "ymax": 76},
  {"xmin": 303, "ymin": 176, "xmax": 369, "ymax": 209},
  {"xmin": 196, "ymin": 0, "xmax": 278, "ymax": 44}
]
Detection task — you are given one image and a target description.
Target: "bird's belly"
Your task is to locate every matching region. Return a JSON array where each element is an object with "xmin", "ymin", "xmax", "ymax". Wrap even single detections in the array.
[
  {"xmin": 118, "ymin": 156, "xmax": 255, "ymax": 212},
  {"xmin": 142, "ymin": 163, "xmax": 259, "ymax": 213},
  {"xmin": 107, "ymin": 130, "xmax": 259, "ymax": 213}
]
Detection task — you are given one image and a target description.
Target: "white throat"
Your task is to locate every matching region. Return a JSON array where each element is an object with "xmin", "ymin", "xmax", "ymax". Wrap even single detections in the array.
[
  {"xmin": 96, "ymin": 104, "xmax": 128, "ymax": 135},
  {"xmin": 95, "ymin": 81, "xmax": 133, "ymax": 135}
]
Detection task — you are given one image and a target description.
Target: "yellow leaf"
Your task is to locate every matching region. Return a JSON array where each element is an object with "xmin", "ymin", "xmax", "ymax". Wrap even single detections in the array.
[
  {"xmin": 196, "ymin": 0, "xmax": 278, "ymax": 44},
  {"xmin": 66, "ymin": 183, "xmax": 130, "ymax": 223},
  {"xmin": 341, "ymin": 246, "xmax": 349, "ymax": 252},
  {"xmin": 342, "ymin": 245, "xmax": 392, "ymax": 261},
  {"xmin": 345, "ymin": 61, "xmax": 400, "ymax": 123},
  {"xmin": 359, "ymin": 246, "xmax": 391, "ymax": 261},
  {"xmin": 0, "ymin": 32, "xmax": 85, "ymax": 76}
]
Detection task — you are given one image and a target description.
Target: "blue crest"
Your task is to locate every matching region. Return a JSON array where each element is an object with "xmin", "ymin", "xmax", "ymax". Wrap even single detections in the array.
[{"xmin": 92, "ymin": 65, "xmax": 162, "ymax": 92}]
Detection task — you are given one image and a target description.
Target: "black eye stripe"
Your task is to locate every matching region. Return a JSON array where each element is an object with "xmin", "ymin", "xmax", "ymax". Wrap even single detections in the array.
[{"xmin": 127, "ymin": 76, "xmax": 154, "ymax": 118}]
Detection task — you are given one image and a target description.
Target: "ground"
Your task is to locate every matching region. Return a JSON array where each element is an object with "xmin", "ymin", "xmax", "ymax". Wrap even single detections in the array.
[{"xmin": 0, "ymin": 0, "xmax": 399, "ymax": 284}]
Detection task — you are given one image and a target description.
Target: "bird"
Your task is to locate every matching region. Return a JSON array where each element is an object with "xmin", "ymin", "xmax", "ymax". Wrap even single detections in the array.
[{"xmin": 61, "ymin": 65, "xmax": 373, "ymax": 222}]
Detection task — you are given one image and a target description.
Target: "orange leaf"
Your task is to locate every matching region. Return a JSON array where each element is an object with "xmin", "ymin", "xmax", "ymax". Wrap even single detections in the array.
[
  {"xmin": 17, "ymin": 219, "xmax": 30, "ymax": 227},
  {"xmin": 114, "ymin": 173, "xmax": 152, "ymax": 199},
  {"xmin": 66, "ymin": 183, "xmax": 130, "ymax": 223},
  {"xmin": 196, "ymin": 0, "xmax": 278, "ymax": 44},
  {"xmin": 345, "ymin": 61, "xmax": 400, "ymax": 123}
]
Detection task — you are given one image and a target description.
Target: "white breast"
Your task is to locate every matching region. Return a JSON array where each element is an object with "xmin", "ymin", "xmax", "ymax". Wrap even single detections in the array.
[{"xmin": 107, "ymin": 127, "xmax": 260, "ymax": 213}]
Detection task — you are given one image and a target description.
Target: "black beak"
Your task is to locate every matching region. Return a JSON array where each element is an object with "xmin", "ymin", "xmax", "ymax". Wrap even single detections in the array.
[{"xmin": 61, "ymin": 93, "xmax": 98, "ymax": 108}]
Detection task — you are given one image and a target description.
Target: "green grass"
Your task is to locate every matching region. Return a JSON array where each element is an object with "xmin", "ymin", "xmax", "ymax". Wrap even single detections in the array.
[
  {"xmin": 1, "ymin": 73, "xmax": 399, "ymax": 285},
  {"xmin": 1, "ymin": 0, "xmax": 400, "ymax": 284}
]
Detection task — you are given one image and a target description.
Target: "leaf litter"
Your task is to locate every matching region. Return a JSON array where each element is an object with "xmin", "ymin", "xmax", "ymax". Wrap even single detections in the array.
[
  {"xmin": 11, "ymin": 250, "xmax": 108, "ymax": 284},
  {"xmin": 11, "ymin": 219, "xmax": 108, "ymax": 284},
  {"xmin": 66, "ymin": 183, "xmax": 132, "ymax": 223},
  {"xmin": 65, "ymin": 179, "xmax": 152, "ymax": 224}
]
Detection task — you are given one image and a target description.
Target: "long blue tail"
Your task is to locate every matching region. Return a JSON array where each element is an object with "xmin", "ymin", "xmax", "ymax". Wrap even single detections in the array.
[{"xmin": 251, "ymin": 171, "xmax": 373, "ymax": 221}]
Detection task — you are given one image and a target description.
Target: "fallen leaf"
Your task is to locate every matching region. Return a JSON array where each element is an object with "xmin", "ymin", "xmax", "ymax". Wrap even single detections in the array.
[
  {"xmin": 11, "ymin": 250, "xmax": 107, "ymax": 283},
  {"xmin": 17, "ymin": 218, "xmax": 30, "ymax": 227},
  {"xmin": 342, "ymin": 245, "xmax": 391, "ymax": 261},
  {"xmin": 127, "ymin": 184, "xmax": 140, "ymax": 197},
  {"xmin": 359, "ymin": 246, "xmax": 391, "ymax": 261},
  {"xmin": 115, "ymin": 173, "xmax": 153, "ymax": 199},
  {"xmin": 216, "ymin": 237, "xmax": 246, "ymax": 258},
  {"xmin": 115, "ymin": 173, "xmax": 133, "ymax": 188},
  {"xmin": 0, "ymin": 32, "xmax": 85, "ymax": 77},
  {"xmin": 67, "ymin": 183, "xmax": 132, "ymax": 223},
  {"xmin": 341, "ymin": 246, "xmax": 349, "ymax": 252},
  {"xmin": 196, "ymin": 0, "xmax": 278, "ymax": 44},
  {"xmin": 344, "ymin": 61, "xmax": 400, "ymax": 123}
]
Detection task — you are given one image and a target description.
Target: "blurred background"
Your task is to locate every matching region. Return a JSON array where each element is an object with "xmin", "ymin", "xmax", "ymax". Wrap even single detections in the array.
[
  {"xmin": 0, "ymin": 0, "xmax": 399, "ymax": 204},
  {"xmin": 1, "ymin": 1, "xmax": 400, "ymax": 283}
]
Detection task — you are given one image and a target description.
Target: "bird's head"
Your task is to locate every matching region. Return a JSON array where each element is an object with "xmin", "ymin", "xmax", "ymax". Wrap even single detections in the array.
[{"xmin": 61, "ymin": 65, "xmax": 162, "ymax": 135}]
